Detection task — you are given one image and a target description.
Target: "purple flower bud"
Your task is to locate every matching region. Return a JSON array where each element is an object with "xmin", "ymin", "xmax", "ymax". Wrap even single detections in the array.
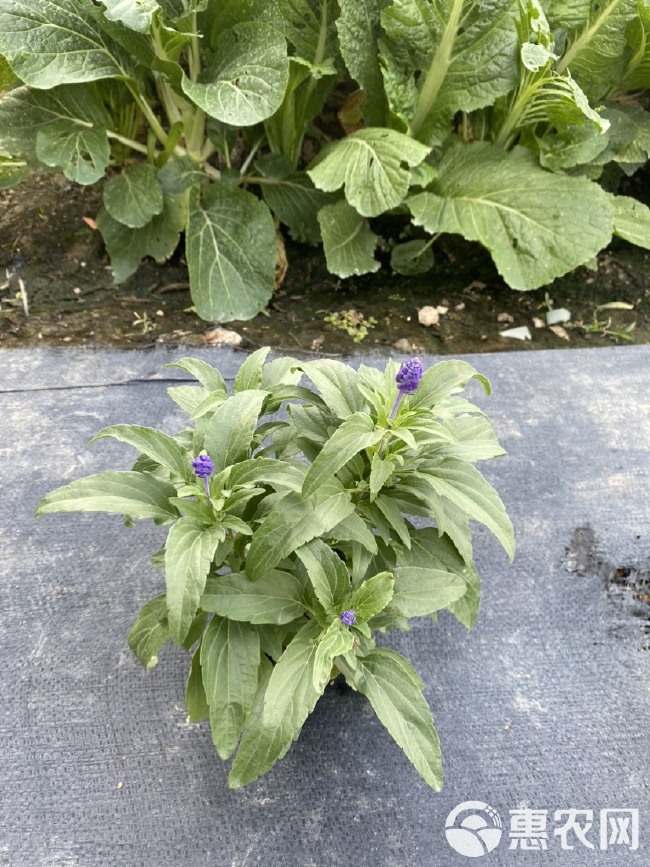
[
  {"xmin": 192, "ymin": 454, "xmax": 214, "ymax": 478},
  {"xmin": 339, "ymin": 610, "xmax": 357, "ymax": 627},
  {"xmin": 395, "ymin": 357, "xmax": 423, "ymax": 394}
]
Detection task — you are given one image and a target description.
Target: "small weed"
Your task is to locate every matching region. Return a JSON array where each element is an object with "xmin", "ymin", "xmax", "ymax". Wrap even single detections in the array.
[
  {"xmin": 131, "ymin": 311, "xmax": 155, "ymax": 335},
  {"xmin": 323, "ymin": 308, "xmax": 377, "ymax": 343},
  {"xmin": 569, "ymin": 303, "xmax": 636, "ymax": 342}
]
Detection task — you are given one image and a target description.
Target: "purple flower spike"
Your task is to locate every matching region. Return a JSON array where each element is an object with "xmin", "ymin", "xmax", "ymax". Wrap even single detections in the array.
[
  {"xmin": 395, "ymin": 357, "xmax": 423, "ymax": 394},
  {"xmin": 192, "ymin": 454, "xmax": 214, "ymax": 478},
  {"xmin": 339, "ymin": 610, "xmax": 357, "ymax": 627}
]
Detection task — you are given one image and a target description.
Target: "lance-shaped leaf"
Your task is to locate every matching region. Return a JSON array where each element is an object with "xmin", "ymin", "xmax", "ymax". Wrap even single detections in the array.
[
  {"xmin": 0, "ymin": 85, "xmax": 109, "ymax": 185},
  {"xmin": 165, "ymin": 357, "xmax": 227, "ymax": 393},
  {"xmin": 295, "ymin": 538, "xmax": 351, "ymax": 614},
  {"xmin": 186, "ymin": 183, "xmax": 277, "ymax": 322},
  {"xmin": 301, "ymin": 412, "xmax": 384, "ymax": 499},
  {"xmin": 234, "ymin": 347, "xmax": 271, "ymax": 393},
  {"xmin": 201, "ymin": 616, "xmax": 261, "ymax": 760},
  {"xmin": 204, "ymin": 389, "xmax": 268, "ymax": 473},
  {"xmin": 102, "ymin": 164, "xmax": 164, "ymax": 229},
  {"xmin": 227, "ymin": 458, "xmax": 306, "ymax": 493},
  {"xmin": 127, "ymin": 594, "xmax": 169, "ymax": 669},
  {"xmin": 318, "ymin": 200, "xmax": 381, "ymax": 278},
  {"xmin": 186, "ymin": 644, "xmax": 209, "ymax": 723},
  {"xmin": 296, "ymin": 358, "xmax": 367, "ymax": 419},
  {"xmin": 89, "ymin": 424, "xmax": 191, "ymax": 481},
  {"xmin": 308, "ymin": 129, "xmax": 430, "ymax": 218},
  {"xmin": 379, "ymin": 0, "xmax": 518, "ymax": 145},
  {"xmin": 348, "ymin": 571, "xmax": 394, "ymax": 622},
  {"xmin": 100, "ymin": 0, "xmax": 161, "ymax": 33},
  {"xmin": 35, "ymin": 471, "xmax": 178, "ymax": 521},
  {"xmin": 313, "ymin": 620, "xmax": 355, "ymax": 691},
  {"xmin": 0, "ymin": 0, "xmax": 135, "ymax": 88},
  {"xmin": 391, "ymin": 566, "xmax": 466, "ymax": 617},
  {"xmin": 408, "ymin": 142, "xmax": 613, "ymax": 291},
  {"xmin": 611, "ymin": 195, "xmax": 650, "ymax": 250},
  {"xmin": 182, "ymin": 22, "xmax": 288, "ymax": 126},
  {"xmin": 165, "ymin": 518, "xmax": 224, "ymax": 644},
  {"xmin": 201, "ymin": 570, "xmax": 306, "ymax": 624},
  {"xmin": 337, "ymin": 0, "xmax": 388, "ymax": 126},
  {"xmin": 349, "ymin": 648, "xmax": 443, "ymax": 791},
  {"xmin": 409, "ymin": 359, "xmax": 490, "ymax": 410}
]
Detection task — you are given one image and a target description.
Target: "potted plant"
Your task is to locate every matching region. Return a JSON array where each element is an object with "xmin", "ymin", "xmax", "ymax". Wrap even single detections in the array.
[{"xmin": 36, "ymin": 349, "xmax": 514, "ymax": 789}]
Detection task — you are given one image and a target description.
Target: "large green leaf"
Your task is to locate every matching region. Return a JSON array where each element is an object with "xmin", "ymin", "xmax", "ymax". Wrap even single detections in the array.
[
  {"xmin": 165, "ymin": 518, "xmax": 224, "ymax": 644},
  {"xmin": 102, "ymin": 164, "xmax": 164, "ymax": 229},
  {"xmin": 391, "ymin": 566, "xmax": 465, "ymax": 617},
  {"xmin": 227, "ymin": 458, "xmax": 306, "ymax": 493},
  {"xmin": 246, "ymin": 491, "xmax": 354, "ymax": 580},
  {"xmin": 337, "ymin": 0, "xmax": 388, "ymax": 126},
  {"xmin": 408, "ymin": 142, "xmax": 613, "ymax": 291},
  {"xmin": 261, "ymin": 173, "xmax": 336, "ymax": 243},
  {"xmin": 348, "ymin": 571, "xmax": 395, "ymax": 621},
  {"xmin": 317, "ymin": 200, "xmax": 381, "ymax": 278},
  {"xmin": 297, "ymin": 358, "xmax": 367, "ymax": 419},
  {"xmin": 308, "ymin": 128, "xmax": 430, "ymax": 218},
  {"xmin": 182, "ymin": 22, "xmax": 288, "ymax": 125},
  {"xmin": 0, "ymin": 0, "xmax": 135, "ymax": 88},
  {"xmin": 280, "ymin": 0, "xmax": 339, "ymax": 60},
  {"xmin": 349, "ymin": 648, "xmax": 443, "ymax": 790},
  {"xmin": 204, "ymin": 389, "xmax": 268, "ymax": 473},
  {"xmin": 379, "ymin": 0, "xmax": 518, "ymax": 145},
  {"xmin": 0, "ymin": 85, "xmax": 109, "ymax": 184},
  {"xmin": 611, "ymin": 194, "xmax": 650, "ymax": 250},
  {"xmin": 100, "ymin": 0, "xmax": 161, "ymax": 33},
  {"xmin": 186, "ymin": 183, "xmax": 277, "ymax": 322},
  {"xmin": 127, "ymin": 594, "xmax": 169, "ymax": 668},
  {"xmin": 301, "ymin": 412, "xmax": 383, "ymax": 499},
  {"xmin": 201, "ymin": 570, "xmax": 306, "ymax": 624},
  {"xmin": 35, "ymin": 471, "xmax": 178, "ymax": 521},
  {"xmin": 409, "ymin": 359, "xmax": 489, "ymax": 411},
  {"xmin": 295, "ymin": 538, "xmax": 351, "ymax": 614},
  {"xmin": 201, "ymin": 615, "xmax": 261, "ymax": 760},
  {"xmin": 89, "ymin": 424, "xmax": 191, "ymax": 481},
  {"xmin": 165, "ymin": 357, "xmax": 227, "ymax": 393}
]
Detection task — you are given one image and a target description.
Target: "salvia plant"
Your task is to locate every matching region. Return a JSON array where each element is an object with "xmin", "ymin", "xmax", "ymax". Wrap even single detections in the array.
[
  {"xmin": 36, "ymin": 349, "xmax": 514, "ymax": 790},
  {"xmin": 1, "ymin": 1, "xmax": 650, "ymax": 319}
]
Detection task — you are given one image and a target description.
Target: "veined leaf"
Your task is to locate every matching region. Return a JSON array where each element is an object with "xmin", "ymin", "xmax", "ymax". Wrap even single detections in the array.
[
  {"xmin": 374, "ymin": 493, "xmax": 411, "ymax": 549},
  {"xmin": 35, "ymin": 471, "xmax": 178, "ymax": 521},
  {"xmin": 296, "ymin": 358, "xmax": 367, "ymax": 419},
  {"xmin": 0, "ymin": 0, "xmax": 135, "ymax": 88},
  {"xmin": 350, "ymin": 648, "xmax": 443, "ymax": 791},
  {"xmin": 280, "ymin": 0, "xmax": 339, "ymax": 60},
  {"xmin": 408, "ymin": 142, "xmax": 613, "ymax": 291},
  {"xmin": 165, "ymin": 518, "xmax": 224, "ymax": 644},
  {"xmin": 234, "ymin": 347, "xmax": 271, "ymax": 393},
  {"xmin": 409, "ymin": 359, "xmax": 490, "ymax": 411},
  {"xmin": 127, "ymin": 594, "xmax": 169, "ymax": 668},
  {"xmin": 318, "ymin": 200, "xmax": 381, "ymax": 278},
  {"xmin": 313, "ymin": 620, "xmax": 355, "ymax": 691},
  {"xmin": 337, "ymin": 0, "xmax": 389, "ymax": 126},
  {"xmin": 89, "ymin": 423, "xmax": 191, "ymax": 481},
  {"xmin": 201, "ymin": 615, "xmax": 261, "ymax": 760},
  {"xmin": 391, "ymin": 566, "xmax": 465, "ymax": 617},
  {"xmin": 102, "ymin": 164, "xmax": 164, "ymax": 229},
  {"xmin": 186, "ymin": 644, "xmax": 209, "ymax": 722},
  {"xmin": 295, "ymin": 538, "xmax": 351, "ymax": 614},
  {"xmin": 182, "ymin": 22, "xmax": 288, "ymax": 126},
  {"xmin": 204, "ymin": 389, "xmax": 268, "ymax": 473},
  {"xmin": 165, "ymin": 357, "xmax": 227, "ymax": 393},
  {"xmin": 611, "ymin": 194, "xmax": 650, "ymax": 250},
  {"xmin": 100, "ymin": 0, "xmax": 161, "ymax": 33},
  {"xmin": 308, "ymin": 128, "xmax": 430, "ymax": 218},
  {"xmin": 186, "ymin": 183, "xmax": 277, "ymax": 322},
  {"xmin": 261, "ymin": 173, "xmax": 336, "ymax": 243},
  {"xmin": 348, "ymin": 571, "xmax": 394, "ymax": 622},
  {"xmin": 201, "ymin": 570, "xmax": 305, "ymax": 624},
  {"xmin": 302, "ymin": 412, "xmax": 383, "ymax": 499}
]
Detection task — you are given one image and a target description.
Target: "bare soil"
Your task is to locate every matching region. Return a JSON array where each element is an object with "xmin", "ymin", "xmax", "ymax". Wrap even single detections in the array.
[{"xmin": 1, "ymin": 171, "xmax": 649, "ymax": 355}]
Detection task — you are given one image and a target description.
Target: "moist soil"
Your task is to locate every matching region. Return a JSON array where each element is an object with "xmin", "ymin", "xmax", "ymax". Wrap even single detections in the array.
[{"xmin": 1, "ymin": 171, "xmax": 649, "ymax": 356}]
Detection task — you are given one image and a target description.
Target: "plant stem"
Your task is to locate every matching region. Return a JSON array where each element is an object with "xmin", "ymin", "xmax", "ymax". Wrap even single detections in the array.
[{"xmin": 106, "ymin": 130, "xmax": 149, "ymax": 155}]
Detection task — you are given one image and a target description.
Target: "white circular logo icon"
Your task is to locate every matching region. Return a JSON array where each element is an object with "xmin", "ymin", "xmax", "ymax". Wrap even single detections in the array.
[{"xmin": 445, "ymin": 801, "xmax": 503, "ymax": 858}]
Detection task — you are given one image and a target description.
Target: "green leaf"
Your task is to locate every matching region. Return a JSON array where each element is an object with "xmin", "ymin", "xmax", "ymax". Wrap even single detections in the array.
[
  {"xmin": 166, "ymin": 385, "xmax": 208, "ymax": 416},
  {"xmin": 350, "ymin": 648, "xmax": 443, "ymax": 790},
  {"xmin": 186, "ymin": 643, "xmax": 209, "ymax": 722},
  {"xmin": 328, "ymin": 511, "xmax": 378, "ymax": 554},
  {"xmin": 279, "ymin": 0, "xmax": 338, "ymax": 60},
  {"xmin": 246, "ymin": 491, "xmax": 355, "ymax": 581},
  {"xmin": 157, "ymin": 156, "xmax": 206, "ymax": 196},
  {"xmin": 429, "ymin": 416, "xmax": 506, "ymax": 463},
  {"xmin": 301, "ymin": 412, "xmax": 383, "ymax": 499},
  {"xmin": 165, "ymin": 357, "xmax": 227, "ymax": 393},
  {"xmin": 297, "ymin": 358, "xmax": 367, "ymax": 419},
  {"xmin": 102, "ymin": 164, "xmax": 164, "ymax": 229},
  {"xmin": 611, "ymin": 194, "xmax": 650, "ymax": 250},
  {"xmin": 234, "ymin": 347, "xmax": 272, "ymax": 393},
  {"xmin": 348, "ymin": 571, "xmax": 394, "ymax": 622},
  {"xmin": 261, "ymin": 173, "xmax": 336, "ymax": 243},
  {"xmin": 182, "ymin": 22, "xmax": 288, "ymax": 125},
  {"xmin": 227, "ymin": 458, "xmax": 306, "ymax": 493},
  {"xmin": 97, "ymin": 193, "xmax": 185, "ymax": 283},
  {"xmin": 127, "ymin": 594, "xmax": 169, "ymax": 668},
  {"xmin": 0, "ymin": 0, "xmax": 135, "ymax": 88},
  {"xmin": 89, "ymin": 423, "xmax": 191, "ymax": 481},
  {"xmin": 0, "ymin": 52, "xmax": 19, "ymax": 90},
  {"xmin": 308, "ymin": 128, "xmax": 430, "ymax": 218},
  {"xmin": 390, "ymin": 240, "xmax": 434, "ymax": 276},
  {"xmin": 228, "ymin": 619, "xmax": 328, "ymax": 788},
  {"xmin": 295, "ymin": 538, "xmax": 351, "ymax": 614},
  {"xmin": 374, "ymin": 493, "xmax": 411, "ymax": 549},
  {"xmin": 391, "ymin": 566, "xmax": 466, "ymax": 617},
  {"xmin": 408, "ymin": 142, "xmax": 613, "ymax": 291},
  {"xmin": 35, "ymin": 471, "xmax": 178, "ymax": 521},
  {"xmin": 318, "ymin": 200, "xmax": 381, "ymax": 278},
  {"xmin": 369, "ymin": 456, "xmax": 395, "ymax": 500},
  {"xmin": 204, "ymin": 389, "xmax": 268, "ymax": 473},
  {"xmin": 201, "ymin": 615, "xmax": 261, "ymax": 760},
  {"xmin": 409, "ymin": 359, "xmax": 490, "ymax": 411},
  {"xmin": 186, "ymin": 183, "xmax": 277, "ymax": 322},
  {"xmin": 165, "ymin": 518, "xmax": 224, "ymax": 644},
  {"xmin": 313, "ymin": 620, "xmax": 355, "ymax": 690},
  {"xmin": 100, "ymin": 0, "xmax": 160, "ymax": 33},
  {"xmin": 201, "ymin": 570, "xmax": 305, "ymax": 624},
  {"xmin": 337, "ymin": 0, "xmax": 388, "ymax": 126}
]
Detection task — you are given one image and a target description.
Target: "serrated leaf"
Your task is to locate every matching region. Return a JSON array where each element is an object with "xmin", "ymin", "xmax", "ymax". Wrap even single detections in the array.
[
  {"xmin": 201, "ymin": 570, "xmax": 305, "ymax": 624},
  {"xmin": 348, "ymin": 571, "xmax": 394, "ymax": 622},
  {"xmin": 127, "ymin": 594, "xmax": 169, "ymax": 668},
  {"xmin": 186, "ymin": 182, "xmax": 276, "ymax": 322},
  {"xmin": 35, "ymin": 471, "xmax": 178, "ymax": 521},
  {"xmin": 391, "ymin": 566, "xmax": 466, "ymax": 617},
  {"xmin": 165, "ymin": 518, "xmax": 224, "ymax": 644},
  {"xmin": 350, "ymin": 648, "xmax": 442, "ymax": 790},
  {"xmin": 182, "ymin": 22, "xmax": 288, "ymax": 125},
  {"xmin": 301, "ymin": 412, "xmax": 383, "ymax": 499},
  {"xmin": 330, "ymin": 511, "xmax": 378, "ymax": 554},
  {"xmin": 308, "ymin": 128, "xmax": 430, "ymax": 218},
  {"xmin": 408, "ymin": 142, "xmax": 613, "ymax": 291},
  {"xmin": 89, "ymin": 423, "xmax": 191, "ymax": 481},
  {"xmin": 318, "ymin": 200, "xmax": 381, "ymax": 278},
  {"xmin": 295, "ymin": 538, "xmax": 351, "ymax": 614},
  {"xmin": 100, "ymin": 0, "xmax": 160, "ymax": 33},
  {"xmin": 204, "ymin": 389, "xmax": 268, "ymax": 473},
  {"xmin": 261, "ymin": 173, "xmax": 336, "ymax": 243},
  {"xmin": 337, "ymin": 0, "xmax": 388, "ymax": 126},
  {"xmin": 103, "ymin": 164, "xmax": 164, "ymax": 229},
  {"xmin": 611, "ymin": 194, "xmax": 650, "ymax": 250},
  {"xmin": 186, "ymin": 643, "xmax": 209, "ymax": 722},
  {"xmin": 201, "ymin": 616, "xmax": 261, "ymax": 760}
]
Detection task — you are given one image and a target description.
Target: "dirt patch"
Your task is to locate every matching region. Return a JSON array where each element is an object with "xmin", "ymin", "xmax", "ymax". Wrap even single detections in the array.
[{"xmin": 1, "ymin": 171, "xmax": 649, "ymax": 354}]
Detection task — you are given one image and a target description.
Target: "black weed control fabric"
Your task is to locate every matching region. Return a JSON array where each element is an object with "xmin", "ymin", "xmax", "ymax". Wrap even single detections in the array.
[{"xmin": 0, "ymin": 346, "xmax": 648, "ymax": 866}]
